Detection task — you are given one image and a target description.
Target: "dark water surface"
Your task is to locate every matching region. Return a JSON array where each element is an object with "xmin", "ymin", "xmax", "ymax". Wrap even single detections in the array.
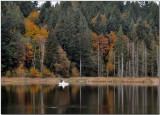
[{"xmin": 1, "ymin": 85, "xmax": 159, "ymax": 114}]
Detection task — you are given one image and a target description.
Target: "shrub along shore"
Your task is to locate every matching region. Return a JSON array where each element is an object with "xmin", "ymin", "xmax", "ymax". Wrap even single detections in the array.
[{"xmin": 1, "ymin": 77, "xmax": 159, "ymax": 86}]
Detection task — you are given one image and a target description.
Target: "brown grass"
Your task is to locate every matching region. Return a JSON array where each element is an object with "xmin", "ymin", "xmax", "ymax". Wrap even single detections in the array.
[{"xmin": 1, "ymin": 77, "xmax": 159, "ymax": 86}]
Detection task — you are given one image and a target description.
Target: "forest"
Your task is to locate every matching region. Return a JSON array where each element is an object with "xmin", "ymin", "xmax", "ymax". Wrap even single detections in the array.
[{"xmin": 1, "ymin": 1, "xmax": 159, "ymax": 78}]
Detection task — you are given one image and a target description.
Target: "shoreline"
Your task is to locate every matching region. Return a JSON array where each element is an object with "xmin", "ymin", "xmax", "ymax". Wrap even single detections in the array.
[{"xmin": 1, "ymin": 77, "xmax": 159, "ymax": 86}]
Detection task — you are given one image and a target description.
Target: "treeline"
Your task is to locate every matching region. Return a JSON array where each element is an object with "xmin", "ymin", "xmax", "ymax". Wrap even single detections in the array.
[{"xmin": 1, "ymin": 1, "xmax": 159, "ymax": 77}]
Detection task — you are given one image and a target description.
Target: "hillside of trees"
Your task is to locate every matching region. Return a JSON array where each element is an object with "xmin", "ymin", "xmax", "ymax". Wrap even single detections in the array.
[{"xmin": 1, "ymin": 1, "xmax": 159, "ymax": 77}]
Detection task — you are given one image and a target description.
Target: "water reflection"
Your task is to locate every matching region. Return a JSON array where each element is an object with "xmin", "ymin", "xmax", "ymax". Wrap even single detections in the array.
[{"xmin": 1, "ymin": 85, "xmax": 159, "ymax": 114}]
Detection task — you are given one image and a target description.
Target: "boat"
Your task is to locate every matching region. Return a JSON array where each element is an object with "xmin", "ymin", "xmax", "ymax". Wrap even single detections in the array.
[{"xmin": 58, "ymin": 80, "xmax": 69, "ymax": 88}]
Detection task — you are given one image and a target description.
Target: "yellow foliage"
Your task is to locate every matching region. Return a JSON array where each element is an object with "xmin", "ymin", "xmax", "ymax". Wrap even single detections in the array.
[
  {"xmin": 43, "ymin": 67, "xmax": 54, "ymax": 77},
  {"xmin": 27, "ymin": 12, "xmax": 40, "ymax": 24},
  {"xmin": 24, "ymin": 19, "xmax": 39, "ymax": 39},
  {"xmin": 5, "ymin": 70, "xmax": 11, "ymax": 77},
  {"xmin": 71, "ymin": 67, "xmax": 79, "ymax": 76},
  {"xmin": 39, "ymin": 26, "xmax": 49, "ymax": 38},
  {"xmin": 35, "ymin": 26, "xmax": 49, "ymax": 45},
  {"xmin": 29, "ymin": 67, "xmax": 41, "ymax": 77},
  {"xmin": 106, "ymin": 62, "xmax": 114, "ymax": 72}
]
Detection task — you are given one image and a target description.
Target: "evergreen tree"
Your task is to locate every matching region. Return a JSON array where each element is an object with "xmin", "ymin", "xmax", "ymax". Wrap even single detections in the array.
[{"xmin": 1, "ymin": 3, "xmax": 25, "ymax": 73}]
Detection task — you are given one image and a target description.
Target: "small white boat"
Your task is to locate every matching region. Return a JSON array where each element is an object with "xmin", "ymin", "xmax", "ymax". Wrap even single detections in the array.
[{"xmin": 58, "ymin": 80, "xmax": 69, "ymax": 88}]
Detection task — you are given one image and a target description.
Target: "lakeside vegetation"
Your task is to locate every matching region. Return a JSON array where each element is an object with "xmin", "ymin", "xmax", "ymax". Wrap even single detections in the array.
[{"xmin": 1, "ymin": 1, "xmax": 159, "ymax": 78}]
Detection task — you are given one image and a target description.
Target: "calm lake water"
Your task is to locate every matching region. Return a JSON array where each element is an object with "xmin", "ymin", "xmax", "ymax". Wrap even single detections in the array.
[{"xmin": 1, "ymin": 84, "xmax": 159, "ymax": 114}]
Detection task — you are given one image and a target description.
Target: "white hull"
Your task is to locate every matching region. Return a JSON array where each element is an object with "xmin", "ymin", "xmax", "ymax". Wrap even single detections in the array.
[{"xmin": 58, "ymin": 81, "xmax": 69, "ymax": 88}]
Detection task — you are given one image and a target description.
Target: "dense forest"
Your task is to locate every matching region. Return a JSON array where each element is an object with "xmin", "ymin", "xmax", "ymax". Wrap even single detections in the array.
[{"xmin": 1, "ymin": 1, "xmax": 159, "ymax": 77}]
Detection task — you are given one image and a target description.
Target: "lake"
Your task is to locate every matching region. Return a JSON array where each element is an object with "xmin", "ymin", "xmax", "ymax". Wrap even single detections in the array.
[{"xmin": 1, "ymin": 84, "xmax": 159, "ymax": 114}]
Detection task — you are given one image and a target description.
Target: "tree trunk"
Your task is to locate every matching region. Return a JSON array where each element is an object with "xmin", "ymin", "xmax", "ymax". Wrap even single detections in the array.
[
  {"xmin": 98, "ymin": 43, "xmax": 100, "ymax": 77},
  {"xmin": 132, "ymin": 42, "xmax": 135, "ymax": 77},
  {"xmin": 118, "ymin": 54, "xmax": 120, "ymax": 77},
  {"xmin": 80, "ymin": 36, "xmax": 82, "ymax": 77},
  {"xmin": 33, "ymin": 46, "xmax": 36, "ymax": 69},
  {"xmin": 136, "ymin": 44, "xmax": 139, "ymax": 77},
  {"xmin": 145, "ymin": 45, "xmax": 147, "ymax": 77},
  {"xmin": 157, "ymin": 46, "xmax": 159, "ymax": 76},
  {"xmin": 142, "ymin": 41, "xmax": 145, "ymax": 77},
  {"xmin": 114, "ymin": 51, "xmax": 115, "ymax": 76},
  {"xmin": 129, "ymin": 60, "xmax": 131, "ymax": 77},
  {"xmin": 41, "ymin": 44, "xmax": 44, "ymax": 77},
  {"xmin": 158, "ymin": 39, "xmax": 160, "ymax": 77},
  {"xmin": 80, "ymin": 49, "xmax": 82, "ymax": 77},
  {"xmin": 121, "ymin": 52, "xmax": 123, "ymax": 77}
]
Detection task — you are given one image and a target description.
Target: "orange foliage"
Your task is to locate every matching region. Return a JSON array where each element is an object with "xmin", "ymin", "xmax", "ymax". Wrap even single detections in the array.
[
  {"xmin": 24, "ymin": 19, "xmax": 39, "ymax": 39},
  {"xmin": 124, "ymin": 35, "xmax": 129, "ymax": 39},
  {"xmin": 24, "ymin": 43, "xmax": 34, "ymax": 63},
  {"xmin": 99, "ymin": 33, "xmax": 109, "ymax": 54},
  {"xmin": 121, "ymin": 13, "xmax": 126, "ymax": 19},
  {"xmin": 91, "ymin": 31, "xmax": 109, "ymax": 54},
  {"xmin": 107, "ymin": 31, "xmax": 117, "ymax": 51},
  {"xmin": 29, "ymin": 67, "xmax": 41, "ymax": 77},
  {"xmin": 27, "ymin": 12, "xmax": 40, "ymax": 24}
]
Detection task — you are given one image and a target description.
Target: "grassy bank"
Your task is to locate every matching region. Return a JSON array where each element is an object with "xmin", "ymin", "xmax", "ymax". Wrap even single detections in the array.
[{"xmin": 1, "ymin": 77, "xmax": 159, "ymax": 86}]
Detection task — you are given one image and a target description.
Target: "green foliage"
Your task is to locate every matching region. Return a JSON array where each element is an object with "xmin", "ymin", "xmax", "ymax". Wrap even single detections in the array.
[
  {"xmin": 1, "ymin": 1, "xmax": 159, "ymax": 77},
  {"xmin": 1, "ymin": 2, "xmax": 25, "ymax": 74}
]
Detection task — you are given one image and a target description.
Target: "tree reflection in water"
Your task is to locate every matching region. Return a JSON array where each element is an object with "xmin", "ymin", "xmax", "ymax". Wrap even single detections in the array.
[{"xmin": 1, "ymin": 85, "xmax": 159, "ymax": 114}]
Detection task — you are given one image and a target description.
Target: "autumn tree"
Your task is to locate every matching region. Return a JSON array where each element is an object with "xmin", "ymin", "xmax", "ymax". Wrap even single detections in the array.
[
  {"xmin": 35, "ymin": 26, "xmax": 49, "ymax": 77},
  {"xmin": 24, "ymin": 19, "xmax": 39, "ymax": 69},
  {"xmin": 54, "ymin": 46, "xmax": 71, "ymax": 77},
  {"xmin": 27, "ymin": 12, "xmax": 40, "ymax": 25}
]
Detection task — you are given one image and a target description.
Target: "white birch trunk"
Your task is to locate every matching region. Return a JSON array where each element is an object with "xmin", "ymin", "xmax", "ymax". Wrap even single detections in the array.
[{"xmin": 41, "ymin": 44, "xmax": 44, "ymax": 77}]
